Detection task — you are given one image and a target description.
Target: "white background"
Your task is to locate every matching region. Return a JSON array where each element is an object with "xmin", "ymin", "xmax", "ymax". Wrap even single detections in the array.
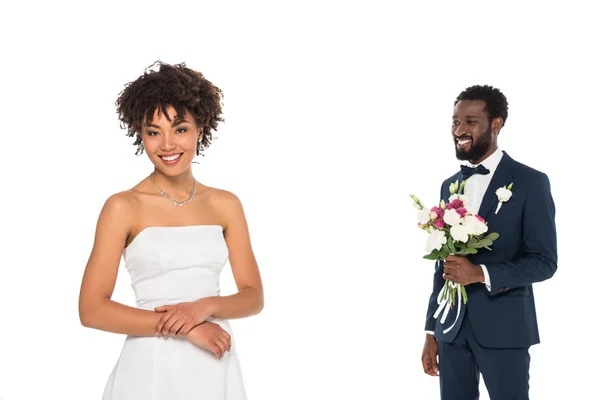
[{"xmin": 1, "ymin": 1, "xmax": 598, "ymax": 399}]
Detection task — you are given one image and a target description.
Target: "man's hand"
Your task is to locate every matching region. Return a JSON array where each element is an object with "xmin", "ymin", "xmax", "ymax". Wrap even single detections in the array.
[
  {"xmin": 443, "ymin": 255, "xmax": 484, "ymax": 286},
  {"xmin": 422, "ymin": 334, "xmax": 439, "ymax": 376}
]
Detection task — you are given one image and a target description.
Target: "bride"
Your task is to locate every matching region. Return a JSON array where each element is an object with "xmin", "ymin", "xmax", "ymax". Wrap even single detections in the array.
[{"xmin": 78, "ymin": 61, "xmax": 263, "ymax": 399}]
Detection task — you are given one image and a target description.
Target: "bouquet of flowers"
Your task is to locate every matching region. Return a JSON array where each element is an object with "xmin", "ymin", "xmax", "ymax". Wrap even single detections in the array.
[{"xmin": 410, "ymin": 180, "xmax": 499, "ymax": 325}]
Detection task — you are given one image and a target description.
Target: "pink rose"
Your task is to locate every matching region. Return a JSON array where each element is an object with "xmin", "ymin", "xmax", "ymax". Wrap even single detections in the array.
[
  {"xmin": 450, "ymin": 199, "xmax": 464, "ymax": 209},
  {"xmin": 433, "ymin": 219, "xmax": 445, "ymax": 229},
  {"xmin": 445, "ymin": 203, "xmax": 453, "ymax": 210},
  {"xmin": 456, "ymin": 207, "xmax": 468, "ymax": 217},
  {"xmin": 431, "ymin": 206, "xmax": 445, "ymax": 219}
]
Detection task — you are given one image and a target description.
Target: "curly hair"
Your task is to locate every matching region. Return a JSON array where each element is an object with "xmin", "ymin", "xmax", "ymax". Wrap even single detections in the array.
[
  {"xmin": 116, "ymin": 61, "xmax": 224, "ymax": 155},
  {"xmin": 454, "ymin": 85, "xmax": 508, "ymax": 127}
]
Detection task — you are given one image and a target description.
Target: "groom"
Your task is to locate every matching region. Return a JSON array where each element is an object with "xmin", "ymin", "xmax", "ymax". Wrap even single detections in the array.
[{"xmin": 421, "ymin": 85, "xmax": 557, "ymax": 399}]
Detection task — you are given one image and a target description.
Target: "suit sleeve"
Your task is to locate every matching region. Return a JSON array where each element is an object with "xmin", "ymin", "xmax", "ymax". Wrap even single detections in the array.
[
  {"xmin": 424, "ymin": 183, "xmax": 446, "ymax": 331},
  {"xmin": 486, "ymin": 173, "xmax": 558, "ymax": 295},
  {"xmin": 425, "ymin": 259, "xmax": 444, "ymax": 331}
]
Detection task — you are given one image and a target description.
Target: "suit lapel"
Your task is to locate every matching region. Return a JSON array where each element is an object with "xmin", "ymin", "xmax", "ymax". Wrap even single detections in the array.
[{"xmin": 477, "ymin": 151, "xmax": 517, "ymax": 219}]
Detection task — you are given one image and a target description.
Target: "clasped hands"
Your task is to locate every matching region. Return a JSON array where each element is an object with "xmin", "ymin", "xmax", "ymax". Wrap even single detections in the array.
[
  {"xmin": 442, "ymin": 255, "xmax": 484, "ymax": 286},
  {"xmin": 154, "ymin": 298, "xmax": 231, "ymax": 359}
]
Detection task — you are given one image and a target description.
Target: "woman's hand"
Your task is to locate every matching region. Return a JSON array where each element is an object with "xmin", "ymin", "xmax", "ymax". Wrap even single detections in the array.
[
  {"xmin": 154, "ymin": 298, "xmax": 215, "ymax": 338},
  {"xmin": 186, "ymin": 322, "xmax": 231, "ymax": 359}
]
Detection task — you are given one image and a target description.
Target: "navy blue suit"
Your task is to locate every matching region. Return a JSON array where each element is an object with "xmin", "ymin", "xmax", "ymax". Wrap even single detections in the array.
[{"xmin": 425, "ymin": 152, "xmax": 557, "ymax": 399}]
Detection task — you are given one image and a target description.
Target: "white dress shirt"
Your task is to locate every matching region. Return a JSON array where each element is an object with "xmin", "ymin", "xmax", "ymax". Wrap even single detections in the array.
[
  {"xmin": 425, "ymin": 148, "xmax": 503, "ymax": 335},
  {"xmin": 463, "ymin": 147, "xmax": 504, "ymax": 291}
]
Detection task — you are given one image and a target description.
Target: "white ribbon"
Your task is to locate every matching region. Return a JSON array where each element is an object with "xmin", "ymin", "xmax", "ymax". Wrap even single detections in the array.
[
  {"xmin": 433, "ymin": 281, "xmax": 462, "ymax": 334},
  {"xmin": 495, "ymin": 202, "xmax": 503, "ymax": 214},
  {"xmin": 433, "ymin": 286, "xmax": 448, "ymax": 320}
]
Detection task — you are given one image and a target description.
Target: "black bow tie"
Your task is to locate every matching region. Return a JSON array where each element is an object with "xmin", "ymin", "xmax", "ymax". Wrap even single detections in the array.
[{"xmin": 460, "ymin": 164, "xmax": 490, "ymax": 180}]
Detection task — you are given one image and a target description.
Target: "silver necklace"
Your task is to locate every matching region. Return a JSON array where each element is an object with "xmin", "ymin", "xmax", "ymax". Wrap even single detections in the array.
[{"xmin": 151, "ymin": 173, "xmax": 197, "ymax": 207}]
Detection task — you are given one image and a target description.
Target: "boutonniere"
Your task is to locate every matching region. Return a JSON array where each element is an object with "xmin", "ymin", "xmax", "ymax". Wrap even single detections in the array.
[{"xmin": 495, "ymin": 183, "xmax": 514, "ymax": 214}]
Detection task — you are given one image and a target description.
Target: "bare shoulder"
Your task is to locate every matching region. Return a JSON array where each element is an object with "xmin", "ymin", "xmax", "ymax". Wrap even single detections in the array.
[
  {"xmin": 102, "ymin": 175, "xmax": 154, "ymax": 215},
  {"xmin": 92, "ymin": 190, "xmax": 141, "ymax": 251},
  {"xmin": 97, "ymin": 190, "xmax": 143, "ymax": 235},
  {"xmin": 205, "ymin": 187, "xmax": 242, "ymax": 208},
  {"xmin": 202, "ymin": 187, "xmax": 246, "ymax": 229},
  {"xmin": 101, "ymin": 190, "xmax": 138, "ymax": 218}
]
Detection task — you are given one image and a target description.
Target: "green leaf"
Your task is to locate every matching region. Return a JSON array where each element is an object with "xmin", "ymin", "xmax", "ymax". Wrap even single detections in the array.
[
  {"xmin": 447, "ymin": 234, "xmax": 455, "ymax": 246},
  {"xmin": 437, "ymin": 246, "xmax": 450, "ymax": 259},
  {"xmin": 508, "ymin": 182, "xmax": 514, "ymax": 190},
  {"xmin": 455, "ymin": 247, "xmax": 478, "ymax": 255},
  {"xmin": 423, "ymin": 250, "xmax": 443, "ymax": 260},
  {"xmin": 479, "ymin": 239, "xmax": 493, "ymax": 247},
  {"xmin": 468, "ymin": 239, "xmax": 486, "ymax": 248},
  {"xmin": 466, "ymin": 237, "xmax": 479, "ymax": 247},
  {"xmin": 484, "ymin": 232, "xmax": 500, "ymax": 241}
]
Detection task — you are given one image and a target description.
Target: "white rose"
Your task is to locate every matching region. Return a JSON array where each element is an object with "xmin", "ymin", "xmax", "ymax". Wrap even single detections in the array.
[
  {"xmin": 443, "ymin": 208, "xmax": 462, "ymax": 226},
  {"xmin": 496, "ymin": 187, "xmax": 513, "ymax": 202},
  {"xmin": 462, "ymin": 216, "xmax": 477, "ymax": 235},
  {"xmin": 417, "ymin": 208, "xmax": 431, "ymax": 224},
  {"xmin": 463, "ymin": 215, "xmax": 488, "ymax": 235},
  {"xmin": 450, "ymin": 224, "xmax": 469, "ymax": 243},
  {"xmin": 426, "ymin": 230, "xmax": 447, "ymax": 253}
]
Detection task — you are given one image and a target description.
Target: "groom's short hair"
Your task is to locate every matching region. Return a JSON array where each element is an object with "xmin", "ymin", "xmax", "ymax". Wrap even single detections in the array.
[{"xmin": 455, "ymin": 85, "xmax": 509, "ymax": 127}]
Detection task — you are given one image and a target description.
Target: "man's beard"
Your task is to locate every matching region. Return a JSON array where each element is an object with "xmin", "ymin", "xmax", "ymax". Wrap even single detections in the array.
[{"xmin": 455, "ymin": 127, "xmax": 493, "ymax": 162}]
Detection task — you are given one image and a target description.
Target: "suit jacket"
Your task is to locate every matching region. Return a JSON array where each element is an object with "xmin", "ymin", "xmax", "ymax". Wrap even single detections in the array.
[{"xmin": 424, "ymin": 151, "xmax": 557, "ymax": 348}]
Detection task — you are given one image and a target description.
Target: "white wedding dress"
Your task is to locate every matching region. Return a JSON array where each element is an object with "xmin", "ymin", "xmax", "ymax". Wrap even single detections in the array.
[{"xmin": 102, "ymin": 225, "xmax": 246, "ymax": 400}]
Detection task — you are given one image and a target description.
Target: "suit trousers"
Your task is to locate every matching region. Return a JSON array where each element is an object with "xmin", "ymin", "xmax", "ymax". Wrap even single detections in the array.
[{"xmin": 438, "ymin": 310, "xmax": 531, "ymax": 400}]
